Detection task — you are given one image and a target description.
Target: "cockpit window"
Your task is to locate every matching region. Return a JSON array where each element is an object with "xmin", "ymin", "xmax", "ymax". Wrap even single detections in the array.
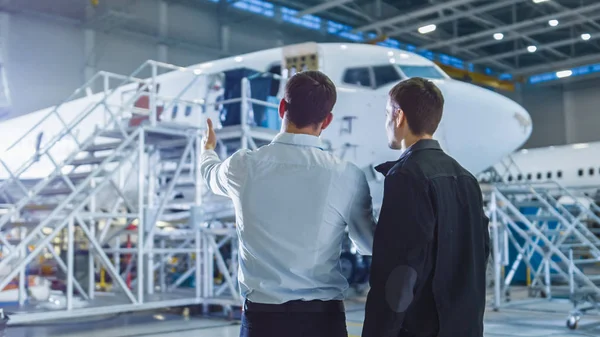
[
  {"xmin": 343, "ymin": 67, "xmax": 372, "ymax": 87},
  {"xmin": 373, "ymin": 65, "xmax": 401, "ymax": 88},
  {"xmin": 397, "ymin": 65, "xmax": 445, "ymax": 79}
]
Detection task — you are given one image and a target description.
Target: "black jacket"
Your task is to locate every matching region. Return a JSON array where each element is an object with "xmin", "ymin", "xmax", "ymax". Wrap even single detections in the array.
[{"xmin": 362, "ymin": 139, "xmax": 490, "ymax": 337}]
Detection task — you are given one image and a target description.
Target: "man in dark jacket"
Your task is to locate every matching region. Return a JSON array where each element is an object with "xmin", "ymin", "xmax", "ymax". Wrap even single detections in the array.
[{"xmin": 362, "ymin": 77, "xmax": 490, "ymax": 337}]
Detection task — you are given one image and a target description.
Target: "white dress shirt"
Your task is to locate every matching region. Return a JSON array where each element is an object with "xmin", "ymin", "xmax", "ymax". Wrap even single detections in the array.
[{"xmin": 200, "ymin": 132, "xmax": 376, "ymax": 304}]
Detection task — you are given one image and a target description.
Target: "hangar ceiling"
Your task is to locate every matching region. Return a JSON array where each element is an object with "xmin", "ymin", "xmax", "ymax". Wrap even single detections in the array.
[
  {"xmin": 1, "ymin": 0, "xmax": 600, "ymax": 80},
  {"xmin": 270, "ymin": 0, "xmax": 600, "ymax": 77}
]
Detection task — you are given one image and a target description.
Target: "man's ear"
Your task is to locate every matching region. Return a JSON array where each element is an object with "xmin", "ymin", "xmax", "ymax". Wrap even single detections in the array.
[
  {"xmin": 395, "ymin": 109, "xmax": 404, "ymax": 128},
  {"xmin": 279, "ymin": 99, "xmax": 286, "ymax": 119},
  {"xmin": 321, "ymin": 112, "xmax": 334, "ymax": 130}
]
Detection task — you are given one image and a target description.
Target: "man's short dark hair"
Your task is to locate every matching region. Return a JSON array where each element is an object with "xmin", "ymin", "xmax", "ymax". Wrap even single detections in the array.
[
  {"xmin": 284, "ymin": 71, "xmax": 337, "ymax": 128},
  {"xmin": 389, "ymin": 77, "xmax": 444, "ymax": 135}
]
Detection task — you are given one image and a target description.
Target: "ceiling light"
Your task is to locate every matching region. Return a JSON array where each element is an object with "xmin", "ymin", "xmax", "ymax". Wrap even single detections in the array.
[
  {"xmin": 556, "ymin": 70, "xmax": 572, "ymax": 78},
  {"xmin": 581, "ymin": 33, "xmax": 591, "ymax": 41},
  {"xmin": 389, "ymin": 58, "xmax": 396, "ymax": 64},
  {"xmin": 340, "ymin": 44, "xmax": 348, "ymax": 49},
  {"xmin": 388, "ymin": 51, "xmax": 394, "ymax": 56},
  {"xmin": 532, "ymin": 0, "xmax": 549, "ymax": 3},
  {"xmin": 193, "ymin": 69, "xmax": 203, "ymax": 75},
  {"xmin": 418, "ymin": 24, "xmax": 437, "ymax": 34},
  {"xmin": 493, "ymin": 33, "xmax": 504, "ymax": 40},
  {"xmin": 234, "ymin": 56, "xmax": 243, "ymax": 62},
  {"xmin": 399, "ymin": 53, "xmax": 410, "ymax": 59},
  {"xmin": 548, "ymin": 19, "xmax": 559, "ymax": 27},
  {"xmin": 527, "ymin": 45, "xmax": 537, "ymax": 53}
]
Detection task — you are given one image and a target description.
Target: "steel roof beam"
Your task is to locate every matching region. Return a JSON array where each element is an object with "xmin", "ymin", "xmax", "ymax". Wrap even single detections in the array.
[
  {"xmin": 385, "ymin": 0, "xmax": 524, "ymax": 38},
  {"xmin": 338, "ymin": 3, "xmax": 373, "ymax": 22},
  {"xmin": 353, "ymin": 0, "xmax": 481, "ymax": 33},
  {"xmin": 421, "ymin": 2, "xmax": 600, "ymax": 50},
  {"xmin": 463, "ymin": 12, "xmax": 600, "ymax": 51},
  {"xmin": 458, "ymin": 7, "xmax": 568, "ymax": 60},
  {"xmin": 512, "ymin": 53, "xmax": 600, "ymax": 76},
  {"xmin": 546, "ymin": 1, "xmax": 600, "ymax": 32},
  {"xmin": 472, "ymin": 34, "xmax": 600, "ymax": 64},
  {"xmin": 294, "ymin": 0, "xmax": 354, "ymax": 17}
]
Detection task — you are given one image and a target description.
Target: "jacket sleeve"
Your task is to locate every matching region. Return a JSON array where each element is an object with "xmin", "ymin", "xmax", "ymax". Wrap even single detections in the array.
[{"xmin": 362, "ymin": 172, "xmax": 435, "ymax": 337}]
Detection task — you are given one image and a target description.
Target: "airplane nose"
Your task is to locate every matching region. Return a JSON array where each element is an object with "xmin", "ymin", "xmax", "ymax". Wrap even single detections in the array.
[{"xmin": 434, "ymin": 80, "xmax": 532, "ymax": 174}]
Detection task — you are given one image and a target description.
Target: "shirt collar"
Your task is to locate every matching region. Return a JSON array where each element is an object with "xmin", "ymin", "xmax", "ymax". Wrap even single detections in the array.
[
  {"xmin": 375, "ymin": 139, "xmax": 442, "ymax": 176},
  {"xmin": 271, "ymin": 132, "xmax": 325, "ymax": 150}
]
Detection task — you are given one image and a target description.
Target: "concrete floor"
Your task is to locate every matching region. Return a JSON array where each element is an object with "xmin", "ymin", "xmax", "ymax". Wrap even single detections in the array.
[{"xmin": 4, "ymin": 297, "xmax": 600, "ymax": 337}]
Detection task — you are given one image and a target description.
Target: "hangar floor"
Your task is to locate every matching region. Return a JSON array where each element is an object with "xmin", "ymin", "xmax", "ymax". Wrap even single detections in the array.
[{"xmin": 5, "ymin": 296, "xmax": 600, "ymax": 337}]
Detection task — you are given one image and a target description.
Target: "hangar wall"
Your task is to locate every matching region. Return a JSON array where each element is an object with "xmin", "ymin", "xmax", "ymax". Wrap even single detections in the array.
[
  {"xmin": 517, "ymin": 85, "xmax": 567, "ymax": 149},
  {"xmin": 562, "ymin": 79, "xmax": 600, "ymax": 145},
  {"xmin": 516, "ymin": 78, "xmax": 600, "ymax": 149},
  {"xmin": 1, "ymin": 0, "xmax": 329, "ymax": 118}
]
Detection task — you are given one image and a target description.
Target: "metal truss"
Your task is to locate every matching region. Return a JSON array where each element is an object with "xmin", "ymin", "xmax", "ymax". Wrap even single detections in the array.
[
  {"xmin": 487, "ymin": 182, "xmax": 600, "ymax": 328},
  {"xmin": 0, "ymin": 60, "xmax": 284, "ymax": 324}
]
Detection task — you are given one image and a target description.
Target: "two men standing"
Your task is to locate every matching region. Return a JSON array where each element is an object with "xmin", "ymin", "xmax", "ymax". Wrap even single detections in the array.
[{"xmin": 200, "ymin": 71, "xmax": 489, "ymax": 337}]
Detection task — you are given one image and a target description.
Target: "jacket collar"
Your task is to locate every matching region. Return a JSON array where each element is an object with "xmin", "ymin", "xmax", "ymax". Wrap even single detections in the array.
[
  {"xmin": 271, "ymin": 132, "xmax": 325, "ymax": 150},
  {"xmin": 375, "ymin": 139, "xmax": 442, "ymax": 176}
]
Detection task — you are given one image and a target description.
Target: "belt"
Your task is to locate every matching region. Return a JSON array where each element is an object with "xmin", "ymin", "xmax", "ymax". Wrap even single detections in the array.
[{"xmin": 243, "ymin": 299, "xmax": 345, "ymax": 313}]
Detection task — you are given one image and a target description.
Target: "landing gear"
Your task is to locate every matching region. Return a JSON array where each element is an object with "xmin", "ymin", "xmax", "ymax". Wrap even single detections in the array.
[
  {"xmin": 340, "ymin": 252, "xmax": 371, "ymax": 294},
  {"xmin": 566, "ymin": 313, "xmax": 581, "ymax": 330},
  {"xmin": 340, "ymin": 252, "xmax": 358, "ymax": 284}
]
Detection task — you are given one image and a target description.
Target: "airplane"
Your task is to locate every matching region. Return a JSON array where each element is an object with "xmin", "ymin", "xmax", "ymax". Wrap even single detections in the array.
[
  {"xmin": 0, "ymin": 42, "xmax": 533, "ymax": 214},
  {"xmin": 488, "ymin": 141, "xmax": 600, "ymax": 201}
]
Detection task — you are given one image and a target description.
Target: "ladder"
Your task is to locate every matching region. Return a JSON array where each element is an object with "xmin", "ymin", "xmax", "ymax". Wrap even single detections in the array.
[{"xmin": 488, "ymin": 181, "xmax": 600, "ymax": 329}]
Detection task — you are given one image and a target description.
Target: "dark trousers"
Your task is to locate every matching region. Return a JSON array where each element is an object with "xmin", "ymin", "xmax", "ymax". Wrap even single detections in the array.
[{"xmin": 239, "ymin": 299, "xmax": 348, "ymax": 337}]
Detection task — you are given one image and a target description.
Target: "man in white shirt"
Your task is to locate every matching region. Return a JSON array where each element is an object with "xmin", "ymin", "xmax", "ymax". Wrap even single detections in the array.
[{"xmin": 200, "ymin": 70, "xmax": 376, "ymax": 337}]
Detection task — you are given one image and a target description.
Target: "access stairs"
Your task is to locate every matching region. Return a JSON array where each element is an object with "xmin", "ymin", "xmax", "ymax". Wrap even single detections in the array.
[
  {"xmin": 486, "ymin": 181, "xmax": 600, "ymax": 328},
  {"xmin": 0, "ymin": 60, "xmax": 272, "ymax": 323}
]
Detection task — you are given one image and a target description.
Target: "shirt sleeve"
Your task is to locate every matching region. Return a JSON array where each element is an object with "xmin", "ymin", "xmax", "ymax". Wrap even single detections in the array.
[
  {"xmin": 199, "ymin": 148, "xmax": 247, "ymax": 197},
  {"xmin": 362, "ymin": 171, "xmax": 435, "ymax": 337},
  {"xmin": 346, "ymin": 169, "xmax": 376, "ymax": 256}
]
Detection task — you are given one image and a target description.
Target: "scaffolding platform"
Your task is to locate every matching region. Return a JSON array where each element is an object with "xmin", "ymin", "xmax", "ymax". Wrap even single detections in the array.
[
  {"xmin": 486, "ymin": 181, "xmax": 600, "ymax": 330},
  {"xmin": 0, "ymin": 59, "xmax": 286, "ymax": 324}
]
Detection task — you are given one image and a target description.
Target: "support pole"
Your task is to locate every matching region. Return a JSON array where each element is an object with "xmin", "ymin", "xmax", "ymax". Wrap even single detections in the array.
[
  {"xmin": 67, "ymin": 217, "xmax": 74, "ymax": 311},
  {"xmin": 195, "ymin": 135, "xmax": 203, "ymax": 206},
  {"xmin": 89, "ymin": 179, "xmax": 96, "ymax": 299},
  {"xmin": 138, "ymin": 131, "xmax": 146, "ymax": 303},
  {"xmin": 491, "ymin": 192, "xmax": 502, "ymax": 310},
  {"xmin": 147, "ymin": 151, "xmax": 157, "ymax": 295},
  {"xmin": 196, "ymin": 229, "xmax": 201, "ymax": 300},
  {"xmin": 160, "ymin": 240, "xmax": 166, "ymax": 293},
  {"xmin": 18, "ymin": 228, "xmax": 25, "ymax": 307},
  {"xmin": 240, "ymin": 77, "xmax": 249, "ymax": 150},
  {"xmin": 150, "ymin": 65, "xmax": 158, "ymax": 126},
  {"xmin": 202, "ymin": 232, "xmax": 209, "ymax": 313}
]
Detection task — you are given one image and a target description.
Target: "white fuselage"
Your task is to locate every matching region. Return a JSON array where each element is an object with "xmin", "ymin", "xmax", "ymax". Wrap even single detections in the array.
[
  {"xmin": 0, "ymin": 42, "xmax": 532, "ymax": 209},
  {"xmin": 498, "ymin": 142, "xmax": 600, "ymax": 191}
]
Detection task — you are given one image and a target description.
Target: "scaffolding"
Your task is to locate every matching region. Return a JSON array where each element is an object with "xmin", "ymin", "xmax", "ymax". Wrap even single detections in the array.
[
  {"xmin": 487, "ymin": 180, "xmax": 600, "ymax": 330},
  {"xmin": 0, "ymin": 60, "xmax": 284, "ymax": 324}
]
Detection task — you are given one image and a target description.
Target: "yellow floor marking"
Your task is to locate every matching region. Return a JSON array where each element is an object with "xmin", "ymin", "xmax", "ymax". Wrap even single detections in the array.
[{"xmin": 347, "ymin": 321, "xmax": 364, "ymax": 327}]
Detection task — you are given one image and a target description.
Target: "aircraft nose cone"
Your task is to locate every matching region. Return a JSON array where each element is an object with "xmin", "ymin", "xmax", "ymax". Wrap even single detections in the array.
[{"xmin": 434, "ymin": 80, "xmax": 532, "ymax": 174}]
